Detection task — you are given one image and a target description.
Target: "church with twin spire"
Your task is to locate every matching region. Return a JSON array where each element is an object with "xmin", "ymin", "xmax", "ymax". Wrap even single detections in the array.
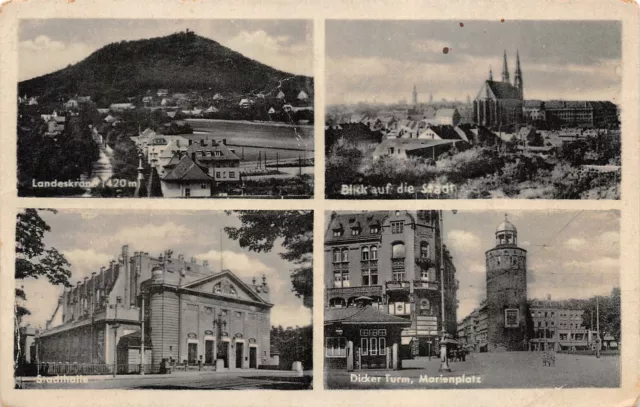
[{"xmin": 473, "ymin": 50, "xmax": 524, "ymax": 129}]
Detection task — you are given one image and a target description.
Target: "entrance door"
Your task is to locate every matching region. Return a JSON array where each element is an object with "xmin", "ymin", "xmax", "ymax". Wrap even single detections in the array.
[
  {"xmin": 205, "ymin": 340, "xmax": 214, "ymax": 364},
  {"xmin": 220, "ymin": 342, "xmax": 229, "ymax": 368},
  {"xmin": 249, "ymin": 346, "xmax": 257, "ymax": 369},
  {"xmin": 235, "ymin": 342, "xmax": 244, "ymax": 369},
  {"xmin": 188, "ymin": 343, "xmax": 197, "ymax": 364}
]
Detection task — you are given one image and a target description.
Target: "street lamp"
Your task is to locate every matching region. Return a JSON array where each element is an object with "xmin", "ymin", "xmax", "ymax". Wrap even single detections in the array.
[
  {"xmin": 113, "ymin": 296, "xmax": 122, "ymax": 377},
  {"xmin": 438, "ymin": 210, "xmax": 452, "ymax": 373}
]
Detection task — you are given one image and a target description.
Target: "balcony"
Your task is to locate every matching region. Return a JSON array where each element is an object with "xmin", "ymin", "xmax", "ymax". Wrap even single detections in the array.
[
  {"xmin": 332, "ymin": 262, "xmax": 349, "ymax": 273},
  {"xmin": 360, "ymin": 260, "xmax": 379, "ymax": 271},
  {"xmin": 385, "ymin": 281, "xmax": 410, "ymax": 291},
  {"xmin": 326, "ymin": 285, "xmax": 383, "ymax": 299},
  {"xmin": 413, "ymin": 279, "xmax": 439, "ymax": 291}
]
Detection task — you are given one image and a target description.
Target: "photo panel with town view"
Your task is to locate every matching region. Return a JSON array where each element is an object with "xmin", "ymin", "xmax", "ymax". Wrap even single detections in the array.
[
  {"xmin": 18, "ymin": 19, "xmax": 314, "ymax": 198},
  {"xmin": 324, "ymin": 210, "xmax": 620, "ymax": 389},
  {"xmin": 325, "ymin": 20, "xmax": 621, "ymax": 199},
  {"xmin": 14, "ymin": 209, "xmax": 313, "ymax": 389}
]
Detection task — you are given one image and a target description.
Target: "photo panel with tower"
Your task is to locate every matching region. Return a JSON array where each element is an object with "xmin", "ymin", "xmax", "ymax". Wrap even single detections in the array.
[
  {"xmin": 323, "ymin": 210, "xmax": 620, "ymax": 389},
  {"xmin": 325, "ymin": 20, "xmax": 621, "ymax": 199},
  {"xmin": 13, "ymin": 209, "xmax": 313, "ymax": 389}
]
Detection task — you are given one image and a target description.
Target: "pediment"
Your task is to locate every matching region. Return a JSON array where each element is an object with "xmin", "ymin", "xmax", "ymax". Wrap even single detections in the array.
[{"xmin": 181, "ymin": 271, "xmax": 265, "ymax": 304}]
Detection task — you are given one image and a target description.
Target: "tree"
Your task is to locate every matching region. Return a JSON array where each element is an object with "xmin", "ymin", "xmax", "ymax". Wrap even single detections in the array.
[
  {"xmin": 224, "ymin": 211, "xmax": 313, "ymax": 308},
  {"xmin": 581, "ymin": 288, "xmax": 621, "ymax": 341}
]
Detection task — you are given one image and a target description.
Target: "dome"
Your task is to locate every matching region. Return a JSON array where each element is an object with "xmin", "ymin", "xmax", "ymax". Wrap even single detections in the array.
[{"xmin": 496, "ymin": 215, "xmax": 517, "ymax": 233}]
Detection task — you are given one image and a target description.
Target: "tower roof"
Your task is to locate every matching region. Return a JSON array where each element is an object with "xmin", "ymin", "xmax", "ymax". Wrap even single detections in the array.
[{"xmin": 496, "ymin": 214, "xmax": 517, "ymax": 233}]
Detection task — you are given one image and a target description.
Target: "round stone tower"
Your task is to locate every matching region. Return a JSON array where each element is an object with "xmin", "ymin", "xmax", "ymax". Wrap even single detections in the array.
[{"xmin": 485, "ymin": 215, "xmax": 528, "ymax": 351}]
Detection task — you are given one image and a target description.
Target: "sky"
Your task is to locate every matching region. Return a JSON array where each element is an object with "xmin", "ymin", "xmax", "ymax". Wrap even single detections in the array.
[
  {"xmin": 442, "ymin": 210, "xmax": 620, "ymax": 321},
  {"xmin": 326, "ymin": 20, "xmax": 621, "ymax": 105},
  {"xmin": 17, "ymin": 209, "xmax": 312, "ymax": 329},
  {"xmin": 18, "ymin": 19, "xmax": 313, "ymax": 81}
]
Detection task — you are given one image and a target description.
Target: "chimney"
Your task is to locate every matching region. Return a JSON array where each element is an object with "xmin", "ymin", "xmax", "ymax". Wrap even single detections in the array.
[
  {"xmin": 200, "ymin": 139, "xmax": 205, "ymax": 146},
  {"xmin": 203, "ymin": 260, "xmax": 209, "ymax": 267},
  {"xmin": 191, "ymin": 152, "xmax": 196, "ymax": 162},
  {"xmin": 222, "ymin": 138, "xmax": 227, "ymax": 145},
  {"xmin": 189, "ymin": 139, "xmax": 193, "ymax": 146}
]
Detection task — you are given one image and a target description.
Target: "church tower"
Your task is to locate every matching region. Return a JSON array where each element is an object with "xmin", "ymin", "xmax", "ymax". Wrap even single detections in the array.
[
  {"xmin": 514, "ymin": 50, "xmax": 523, "ymax": 99},
  {"xmin": 501, "ymin": 50, "xmax": 510, "ymax": 83},
  {"xmin": 485, "ymin": 215, "xmax": 528, "ymax": 351},
  {"xmin": 412, "ymin": 85, "xmax": 418, "ymax": 106}
]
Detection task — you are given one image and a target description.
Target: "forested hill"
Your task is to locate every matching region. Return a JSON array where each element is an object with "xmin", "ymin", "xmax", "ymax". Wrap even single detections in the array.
[{"xmin": 18, "ymin": 30, "xmax": 313, "ymax": 106}]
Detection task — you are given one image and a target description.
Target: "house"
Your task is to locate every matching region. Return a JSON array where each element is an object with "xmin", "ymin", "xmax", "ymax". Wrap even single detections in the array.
[
  {"xmin": 160, "ymin": 98, "xmax": 171, "ymax": 107},
  {"xmin": 417, "ymin": 125, "xmax": 465, "ymax": 141},
  {"xmin": 204, "ymin": 106, "xmax": 219, "ymax": 114},
  {"xmin": 142, "ymin": 96, "xmax": 154, "ymax": 105},
  {"xmin": 45, "ymin": 116, "xmax": 66, "ymax": 135},
  {"xmin": 297, "ymin": 90, "xmax": 309, "ymax": 101},
  {"xmin": 282, "ymin": 104, "xmax": 293, "ymax": 113},
  {"xmin": 65, "ymin": 99, "xmax": 79, "ymax": 110},
  {"xmin": 156, "ymin": 89, "xmax": 169, "ymax": 97},
  {"xmin": 28, "ymin": 97, "xmax": 39, "ymax": 106},
  {"xmin": 166, "ymin": 111, "xmax": 177, "ymax": 118},
  {"xmin": 239, "ymin": 99, "xmax": 251, "ymax": 108},
  {"xmin": 373, "ymin": 138, "xmax": 459, "ymax": 161},
  {"xmin": 184, "ymin": 139, "xmax": 241, "ymax": 184},
  {"xmin": 267, "ymin": 107, "xmax": 276, "ymax": 115},
  {"xmin": 212, "ymin": 93, "xmax": 224, "ymax": 101},
  {"xmin": 77, "ymin": 96, "xmax": 92, "ymax": 103},
  {"xmin": 104, "ymin": 114, "xmax": 117, "ymax": 123},
  {"xmin": 433, "ymin": 108, "xmax": 461, "ymax": 126},
  {"xmin": 161, "ymin": 155, "xmax": 214, "ymax": 198},
  {"xmin": 156, "ymin": 140, "xmax": 188, "ymax": 177},
  {"xmin": 97, "ymin": 108, "xmax": 110, "ymax": 115},
  {"xmin": 110, "ymin": 103, "xmax": 135, "ymax": 112},
  {"xmin": 276, "ymin": 90, "xmax": 286, "ymax": 100}
]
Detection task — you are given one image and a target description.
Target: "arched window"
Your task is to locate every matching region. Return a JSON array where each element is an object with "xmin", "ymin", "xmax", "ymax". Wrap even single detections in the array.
[
  {"xmin": 420, "ymin": 241, "xmax": 430, "ymax": 259},
  {"xmin": 341, "ymin": 248, "xmax": 349, "ymax": 262},
  {"xmin": 391, "ymin": 242, "xmax": 405, "ymax": 259},
  {"xmin": 371, "ymin": 246, "xmax": 378, "ymax": 260},
  {"xmin": 361, "ymin": 246, "xmax": 369, "ymax": 261}
]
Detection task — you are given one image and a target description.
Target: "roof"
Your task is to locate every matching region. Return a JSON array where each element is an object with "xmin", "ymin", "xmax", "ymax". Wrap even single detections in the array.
[
  {"xmin": 326, "ymin": 212, "xmax": 388, "ymax": 243},
  {"xmin": 524, "ymin": 100, "xmax": 544, "ymax": 108},
  {"xmin": 427, "ymin": 125, "xmax": 463, "ymax": 140},
  {"xmin": 376, "ymin": 138, "xmax": 458, "ymax": 154},
  {"xmin": 325, "ymin": 306, "xmax": 412, "ymax": 326},
  {"xmin": 435, "ymin": 108, "xmax": 457, "ymax": 118},
  {"xmin": 186, "ymin": 140, "xmax": 240, "ymax": 162},
  {"xmin": 162, "ymin": 155, "xmax": 213, "ymax": 182},
  {"xmin": 496, "ymin": 218, "xmax": 517, "ymax": 233},
  {"xmin": 140, "ymin": 128, "xmax": 156, "ymax": 138},
  {"xmin": 485, "ymin": 80, "xmax": 522, "ymax": 100}
]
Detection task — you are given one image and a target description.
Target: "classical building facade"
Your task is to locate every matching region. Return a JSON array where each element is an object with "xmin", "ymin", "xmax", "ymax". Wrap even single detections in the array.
[
  {"xmin": 35, "ymin": 246, "xmax": 273, "ymax": 373},
  {"xmin": 473, "ymin": 51, "xmax": 524, "ymax": 129},
  {"xmin": 324, "ymin": 211, "xmax": 458, "ymax": 362}
]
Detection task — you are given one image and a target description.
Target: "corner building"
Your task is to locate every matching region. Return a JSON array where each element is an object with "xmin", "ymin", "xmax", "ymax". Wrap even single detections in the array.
[{"xmin": 325, "ymin": 211, "xmax": 458, "ymax": 359}]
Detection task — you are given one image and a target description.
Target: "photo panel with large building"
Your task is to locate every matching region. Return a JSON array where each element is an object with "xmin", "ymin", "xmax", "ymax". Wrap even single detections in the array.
[
  {"xmin": 323, "ymin": 210, "xmax": 620, "ymax": 389},
  {"xmin": 325, "ymin": 20, "xmax": 621, "ymax": 199},
  {"xmin": 14, "ymin": 209, "xmax": 313, "ymax": 389},
  {"xmin": 17, "ymin": 19, "xmax": 314, "ymax": 198}
]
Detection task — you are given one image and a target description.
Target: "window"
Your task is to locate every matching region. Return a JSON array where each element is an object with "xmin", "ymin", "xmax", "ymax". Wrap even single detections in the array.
[
  {"xmin": 361, "ymin": 338, "xmax": 369, "ymax": 355},
  {"xmin": 361, "ymin": 247, "xmax": 369, "ymax": 261},
  {"xmin": 215, "ymin": 172, "xmax": 221, "ymax": 178},
  {"xmin": 420, "ymin": 242, "xmax": 430, "ymax": 258},
  {"xmin": 391, "ymin": 221, "xmax": 404, "ymax": 234},
  {"xmin": 371, "ymin": 246, "xmax": 378, "ymax": 260},
  {"xmin": 370, "ymin": 338, "xmax": 378, "ymax": 355},
  {"xmin": 392, "ymin": 242, "xmax": 405, "ymax": 259},
  {"xmin": 332, "ymin": 249, "xmax": 341, "ymax": 263},
  {"xmin": 388, "ymin": 147, "xmax": 395, "ymax": 154},
  {"xmin": 229, "ymin": 171, "xmax": 235, "ymax": 178},
  {"xmin": 325, "ymin": 337, "xmax": 346, "ymax": 357},
  {"xmin": 185, "ymin": 188, "xmax": 191, "ymax": 197},
  {"xmin": 379, "ymin": 337, "xmax": 387, "ymax": 355},
  {"xmin": 370, "ymin": 226, "xmax": 379, "ymax": 234},
  {"xmin": 360, "ymin": 329, "xmax": 369, "ymax": 336},
  {"xmin": 214, "ymin": 151, "xmax": 222, "ymax": 157},
  {"xmin": 201, "ymin": 183, "xmax": 207, "ymax": 189},
  {"xmin": 378, "ymin": 329, "xmax": 387, "ymax": 336},
  {"xmin": 341, "ymin": 248, "xmax": 349, "ymax": 263},
  {"xmin": 351, "ymin": 228, "xmax": 360, "ymax": 236},
  {"xmin": 333, "ymin": 229, "xmax": 343, "ymax": 237}
]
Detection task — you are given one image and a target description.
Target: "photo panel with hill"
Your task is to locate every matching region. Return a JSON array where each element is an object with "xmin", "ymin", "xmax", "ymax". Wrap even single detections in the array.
[
  {"xmin": 323, "ymin": 210, "xmax": 620, "ymax": 389},
  {"xmin": 18, "ymin": 19, "xmax": 314, "ymax": 198},
  {"xmin": 325, "ymin": 20, "xmax": 621, "ymax": 199},
  {"xmin": 14, "ymin": 209, "xmax": 313, "ymax": 389}
]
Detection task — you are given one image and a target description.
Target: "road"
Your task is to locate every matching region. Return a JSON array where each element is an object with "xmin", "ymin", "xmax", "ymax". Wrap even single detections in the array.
[
  {"xmin": 326, "ymin": 352, "xmax": 620, "ymax": 389},
  {"xmin": 17, "ymin": 370, "xmax": 313, "ymax": 390}
]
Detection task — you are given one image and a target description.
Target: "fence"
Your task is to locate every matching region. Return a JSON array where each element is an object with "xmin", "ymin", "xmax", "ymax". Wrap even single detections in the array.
[{"xmin": 20, "ymin": 363, "xmax": 155, "ymax": 376}]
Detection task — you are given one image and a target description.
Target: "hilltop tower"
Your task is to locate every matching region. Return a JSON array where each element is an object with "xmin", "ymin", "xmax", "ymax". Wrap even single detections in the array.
[
  {"xmin": 485, "ymin": 215, "xmax": 528, "ymax": 351},
  {"xmin": 501, "ymin": 50, "xmax": 510, "ymax": 83},
  {"xmin": 412, "ymin": 85, "xmax": 418, "ymax": 106}
]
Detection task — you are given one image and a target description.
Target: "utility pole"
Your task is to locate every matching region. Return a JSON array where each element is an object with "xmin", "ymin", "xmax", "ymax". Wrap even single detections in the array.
[
  {"xmin": 113, "ymin": 296, "xmax": 121, "ymax": 377},
  {"xmin": 140, "ymin": 293, "xmax": 145, "ymax": 375},
  {"xmin": 596, "ymin": 297, "xmax": 601, "ymax": 358},
  {"xmin": 438, "ymin": 210, "xmax": 451, "ymax": 372}
]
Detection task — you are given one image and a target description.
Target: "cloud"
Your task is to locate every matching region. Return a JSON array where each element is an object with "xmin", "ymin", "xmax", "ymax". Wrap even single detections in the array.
[
  {"xmin": 411, "ymin": 39, "xmax": 451, "ymax": 54},
  {"xmin": 220, "ymin": 29, "xmax": 313, "ymax": 76},
  {"xmin": 271, "ymin": 303, "xmax": 312, "ymax": 328},
  {"xmin": 63, "ymin": 249, "xmax": 112, "ymax": 281},
  {"xmin": 468, "ymin": 263, "xmax": 485, "ymax": 274},
  {"xmin": 564, "ymin": 237, "xmax": 588, "ymax": 251},
  {"xmin": 19, "ymin": 37, "xmax": 95, "ymax": 81},
  {"xmin": 448, "ymin": 230, "xmax": 482, "ymax": 252},
  {"xmin": 94, "ymin": 221, "xmax": 197, "ymax": 254}
]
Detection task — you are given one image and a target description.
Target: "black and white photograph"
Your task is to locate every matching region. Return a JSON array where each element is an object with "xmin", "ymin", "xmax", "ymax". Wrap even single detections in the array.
[
  {"xmin": 325, "ymin": 21, "xmax": 621, "ymax": 199},
  {"xmin": 14, "ymin": 209, "xmax": 313, "ymax": 389},
  {"xmin": 324, "ymin": 210, "xmax": 620, "ymax": 389},
  {"xmin": 17, "ymin": 19, "xmax": 314, "ymax": 198}
]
